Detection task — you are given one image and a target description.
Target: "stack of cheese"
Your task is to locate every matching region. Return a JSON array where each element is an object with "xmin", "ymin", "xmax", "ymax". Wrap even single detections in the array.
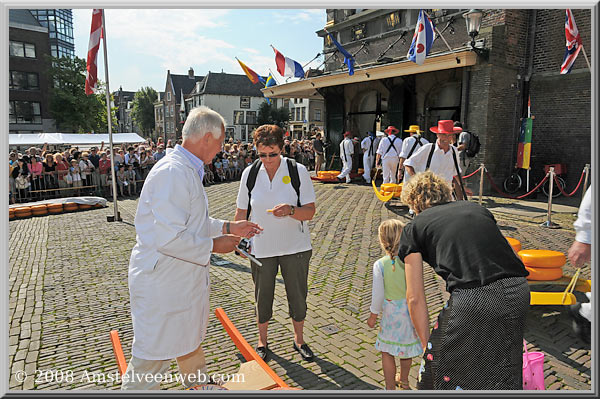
[
  {"xmin": 380, "ymin": 183, "xmax": 402, "ymax": 198},
  {"xmin": 518, "ymin": 249, "xmax": 566, "ymax": 281},
  {"xmin": 316, "ymin": 171, "xmax": 340, "ymax": 179}
]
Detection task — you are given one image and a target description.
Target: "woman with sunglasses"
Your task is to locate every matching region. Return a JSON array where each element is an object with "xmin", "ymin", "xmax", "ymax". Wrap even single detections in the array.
[{"xmin": 234, "ymin": 124, "xmax": 317, "ymax": 362}]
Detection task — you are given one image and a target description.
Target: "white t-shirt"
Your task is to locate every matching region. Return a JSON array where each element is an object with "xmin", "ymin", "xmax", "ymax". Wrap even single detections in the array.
[
  {"xmin": 236, "ymin": 157, "xmax": 316, "ymax": 258},
  {"xmin": 404, "ymin": 141, "xmax": 462, "ymax": 184},
  {"xmin": 376, "ymin": 135, "xmax": 403, "ymax": 160},
  {"xmin": 399, "ymin": 135, "xmax": 429, "ymax": 159}
]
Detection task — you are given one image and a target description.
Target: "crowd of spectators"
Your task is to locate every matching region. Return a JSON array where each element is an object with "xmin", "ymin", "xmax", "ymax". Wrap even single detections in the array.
[{"xmin": 9, "ymin": 134, "xmax": 321, "ymax": 204}]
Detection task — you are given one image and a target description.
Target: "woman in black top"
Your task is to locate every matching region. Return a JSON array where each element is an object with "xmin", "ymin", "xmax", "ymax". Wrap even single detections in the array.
[{"xmin": 399, "ymin": 171, "xmax": 529, "ymax": 390}]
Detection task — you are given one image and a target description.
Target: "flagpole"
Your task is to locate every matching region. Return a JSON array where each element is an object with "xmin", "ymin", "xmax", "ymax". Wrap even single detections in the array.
[
  {"xmin": 268, "ymin": 68, "xmax": 281, "ymax": 85},
  {"xmin": 580, "ymin": 45, "xmax": 592, "ymax": 70},
  {"xmin": 423, "ymin": 11, "xmax": 455, "ymax": 54},
  {"xmin": 101, "ymin": 10, "xmax": 120, "ymax": 222}
]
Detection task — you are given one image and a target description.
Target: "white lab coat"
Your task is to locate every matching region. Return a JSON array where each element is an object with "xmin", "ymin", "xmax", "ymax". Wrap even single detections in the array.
[
  {"xmin": 128, "ymin": 145, "xmax": 225, "ymax": 360},
  {"xmin": 337, "ymin": 138, "xmax": 354, "ymax": 180}
]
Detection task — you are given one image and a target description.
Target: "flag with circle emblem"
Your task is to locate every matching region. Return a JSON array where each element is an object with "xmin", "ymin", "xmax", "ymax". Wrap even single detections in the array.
[{"xmin": 407, "ymin": 10, "xmax": 435, "ymax": 65}]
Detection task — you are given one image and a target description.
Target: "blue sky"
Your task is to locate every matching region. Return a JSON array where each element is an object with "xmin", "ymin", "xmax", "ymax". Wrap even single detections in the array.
[{"xmin": 73, "ymin": 9, "xmax": 326, "ymax": 93}]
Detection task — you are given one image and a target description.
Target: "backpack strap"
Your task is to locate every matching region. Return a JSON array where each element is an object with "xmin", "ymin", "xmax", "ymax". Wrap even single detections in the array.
[
  {"xmin": 425, "ymin": 143, "xmax": 436, "ymax": 170},
  {"xmin": 406, "ymin": 135, "xmax": 422, "ymax": 160},
  {"xmin": 286, "ymin": 158, "xmax": 301, "ymax": 207},
  {"xmin": 368, "ymin": 136, "xmax": 375, "ymax": 157},
  {"xmin": 451, "ymin": 147, "xmax": 468, "ymax": 200},
  {"xmin": 383, "ymin": 136, "xmax": 398, "ymax": 157},
  {"xmin": 245, "ymin": 159, "xmax": 262, "ymax": 220}
]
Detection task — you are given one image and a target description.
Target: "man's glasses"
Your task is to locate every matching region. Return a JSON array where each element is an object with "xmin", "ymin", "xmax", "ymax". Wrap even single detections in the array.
[{"xmin": 258, "ymin": 152, "xmax": 280, "ymax": 159}]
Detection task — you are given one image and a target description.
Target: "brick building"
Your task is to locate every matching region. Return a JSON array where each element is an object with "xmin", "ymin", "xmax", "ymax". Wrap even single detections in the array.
[
  {"xmin": 263, "ymin": 9, "xmax": 592, "ymax": 190},
  {"xmin": 9, "ymin": 9, "xmax": 55, "ymax": 133}
]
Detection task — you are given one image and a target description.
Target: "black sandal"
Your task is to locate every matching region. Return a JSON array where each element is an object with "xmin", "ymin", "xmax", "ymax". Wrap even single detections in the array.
[{"xmin": 256, "ymin": 343, "xmax": 269, "ymax": 360}]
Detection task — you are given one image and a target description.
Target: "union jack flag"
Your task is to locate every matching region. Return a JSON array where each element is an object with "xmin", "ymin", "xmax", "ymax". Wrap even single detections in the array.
[{"xmin": 560, "ymin": 9, "xmax": 582, "ymax": 74}]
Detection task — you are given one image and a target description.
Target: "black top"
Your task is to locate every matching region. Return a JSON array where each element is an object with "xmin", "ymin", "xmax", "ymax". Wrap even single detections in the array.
[
  {"xmin": 43, "ymin": 162, "xmax": 56, "ymax": 172},
  {"xmin": 398, "ymin": 201, "xmax": 528, "ymax": 293},
  {"xmin": 89, "ymin": 153, "xmax": 100, "ymax": 168},
  {"xmin": 313, "ymin": 138, "xmax": 324, "ymax": 153}
]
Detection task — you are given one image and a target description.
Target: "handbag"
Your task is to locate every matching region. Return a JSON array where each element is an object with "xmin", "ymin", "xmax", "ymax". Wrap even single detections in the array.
[{"xmin": 522, "ymin": 340, "xmax": 545, "ymax": 390}]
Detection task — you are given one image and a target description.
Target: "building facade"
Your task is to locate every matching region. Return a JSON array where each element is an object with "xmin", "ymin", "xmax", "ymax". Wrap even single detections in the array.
[
  {"xmin": 263, "ymin": 9, "xmax": 592, "ymax": 190},
  {"xmin": 183, "ymin": 71, "xmax": 270, "ymax": 142},
  {"xmin": 29, "ymin": 9, "xmax": 75, "ymax": 59},
  {"xmin": 9, "ymin": 9, "xmax": 55, "ymax": 134},
  {"xmin": 288, "ymin": 97, "xmax": 325, "ymax": 139},
  {"xmin": 155, "ymin": 68, "xmax": 204, "ymax": 141},
  {"xmin": 113, "ymin": 87, "xmax": 136, "ymax": 133}
]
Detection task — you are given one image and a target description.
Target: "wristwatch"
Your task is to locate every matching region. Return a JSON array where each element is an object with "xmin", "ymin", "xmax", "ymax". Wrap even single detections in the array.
[{"xmin": 289, "ymin": 205, "xmax": 296, "ymax": 216}]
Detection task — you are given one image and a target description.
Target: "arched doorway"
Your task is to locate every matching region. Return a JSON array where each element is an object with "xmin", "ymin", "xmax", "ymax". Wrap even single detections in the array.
[{"xmin": 424, "ymin": 81, "xmax": 461, "ymax": 141}]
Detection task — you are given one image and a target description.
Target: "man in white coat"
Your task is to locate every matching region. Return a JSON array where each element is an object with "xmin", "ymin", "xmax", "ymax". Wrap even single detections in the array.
[
  {"xmin": 375, "ymin": 126, "xmax": 403, "ymax": 184},
  {"xmin": 397, "ymin": 125, "xmax": 429, "ymax": 184},
  {"xmin": 360, "ymin": 131, "xmax": 380, "ymax": 183},
  {"xmin": 123, "ymin": 106, "xmax": 263, "ymax": 390},
  {"xmin": 337, "ymin": 131, "xmax": 354, "ymax": 183}
]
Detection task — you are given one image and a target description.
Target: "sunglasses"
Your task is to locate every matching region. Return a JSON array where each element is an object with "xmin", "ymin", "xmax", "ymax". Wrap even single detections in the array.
[{"xmin": 258, "ymin": 152, "xmax": 280, "ymax": 159}]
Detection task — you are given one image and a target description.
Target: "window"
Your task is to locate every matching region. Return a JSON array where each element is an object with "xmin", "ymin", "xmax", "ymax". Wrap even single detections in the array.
[
  {"xmin": 9, "ymin": 101, "xmax": 42, "ymax": 124},
  {"xmin": 9, "ymin": 41, "xmax": 36, "ymax": 58},
  {"xmin": 240, "ymin": 96, "xmax": 250, "ymax": 108},
  {"xmin": 314, "ymin": 109, "xmax": 321, "ymax": 121},
  {"xmin": 233, "ymin": 111, "xmax": 244, "ymax": 125},
  {"xmin": 167, "ymin": 91, "xmax": 171, "ymax": 101},
  {"xmin": 170, "ymin": 105, "xmax": 174, "ymax": 116},
  {"xmin": 246, "ymin": 111, "xmax": 257, "ymax": 125},
  {"xmin": 9, "ymin": 71, "xmax": 39, "ymax": 90},
  {"xmin": 301, "ymin": 107, "xmax": 306, "ymax": 122}
]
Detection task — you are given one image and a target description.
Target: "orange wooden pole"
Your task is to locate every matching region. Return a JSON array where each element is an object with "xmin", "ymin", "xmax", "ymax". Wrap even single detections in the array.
[
  {"xmin": 110, "ymin": 330, "xmax": 128, "ymax": 377},
  {"xmin": 214, "ymin": 307, "xmax": 289, "ymax": 388}
]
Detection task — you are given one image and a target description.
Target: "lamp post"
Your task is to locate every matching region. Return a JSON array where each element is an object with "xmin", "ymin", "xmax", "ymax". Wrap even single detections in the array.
[{"xmin": 463, "ymin": 9, "xmax": 483, "ymax": 50}]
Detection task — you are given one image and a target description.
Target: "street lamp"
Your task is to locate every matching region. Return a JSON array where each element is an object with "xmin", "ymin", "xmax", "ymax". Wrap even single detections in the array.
[{"xmin": 463, "ymin": 9, "xmax": 483, "ymax": 50}]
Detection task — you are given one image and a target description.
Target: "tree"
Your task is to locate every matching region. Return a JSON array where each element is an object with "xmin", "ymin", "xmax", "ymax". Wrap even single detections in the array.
[
  {"xmin": 257, "ymin": 100, "xmax": 289, "ymax": 128},
  {"xmin": 131, "ymin": 87, "xmax": 158, "ymax": 136},
  {"xmin": 47, "ymin": 56, "xmax": 116, "ymax": 133}
]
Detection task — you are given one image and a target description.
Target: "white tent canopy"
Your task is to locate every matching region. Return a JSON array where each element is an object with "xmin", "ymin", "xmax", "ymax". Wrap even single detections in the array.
[{"xmin": 9, "ymin": 133, "xmax": 146, "ymax": 146}]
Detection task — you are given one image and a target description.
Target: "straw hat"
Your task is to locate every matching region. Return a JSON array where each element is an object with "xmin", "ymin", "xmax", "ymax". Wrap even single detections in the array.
[
  {"xmin": 384, "ymin": 126, "xmax": 399, "ymax": 135},
  {"xmin": 404, "ymin": 125, "xmax": 424, "ymax": 133},
  {"xmin": 430, "ymin": 120, "xmax": 462, "ymax": 134}
]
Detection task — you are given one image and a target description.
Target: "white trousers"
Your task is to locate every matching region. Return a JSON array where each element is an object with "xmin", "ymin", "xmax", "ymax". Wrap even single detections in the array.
[
  {"xmin": 382, "ymin": 157, "xmax": 399, "ymax": 184},
  {"xmin": 580, "ymin": 292, "xmax": 592, "ymax": 322},
  {"xmin": 337, "ymin": 157, "xmax": 352, "ymax": 182},
  {"xmin": 121, "ymin": 344, "xmax": 207, "ymax": 390},
  {"xmin": 363, "ymin": 153, "xmax": 374, "ymax": 182}
]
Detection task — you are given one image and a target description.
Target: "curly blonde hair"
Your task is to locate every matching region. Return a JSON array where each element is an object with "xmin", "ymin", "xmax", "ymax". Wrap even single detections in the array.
[
  {"xmin": 378, "ymin": 219, "xmax": 405, "ymax": 270},
  {"xmin": 401, "ymin": 171, "xmax": 453, "ymax": 214}
]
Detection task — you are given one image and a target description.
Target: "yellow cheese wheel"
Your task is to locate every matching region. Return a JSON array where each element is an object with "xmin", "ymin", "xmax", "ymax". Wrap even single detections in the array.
[
  {"xmin": 32, "ymin": 209, "xmax": 48, "ymax": 216},
  {"xmin": 31, "ymin": 204, "xmax": 47, "ymax": 211},
  {"xmin": 518, "ymin": 250, "xmax": 566, "ymax": 268},
  {"xmin": 48, "ymin": 208, "xmax": 63, "ymax": 214},
  {"xmin": 64, "ymin": 203, "xmax": 79, "ymax": 211},
  {"xmin": 505, "ymin": 237, "xmax": 522, "ymax": 252},
  {"xmin": 15, "ymin": 210, "xmax": 32, "ymax": 218},
  {"xmin": 78, "ymin": 204, "xmax": 92, "ymax": 210},
  {"xmin": 525, "ymin": 266, "xmax": 563, "ymax": 281},
  {"xmin": 47, "ymin": 203, "xmax": 63, "ymax": 210},
  {"xmin": 15, "ymin": 206, "xmax": 32, "ymax": 212}
]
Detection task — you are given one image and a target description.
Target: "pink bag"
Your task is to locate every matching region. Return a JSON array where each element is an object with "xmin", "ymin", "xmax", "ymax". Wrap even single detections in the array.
[{"xmin": 523, "ymin": 340, "xmax": 545, "ymax": 390}]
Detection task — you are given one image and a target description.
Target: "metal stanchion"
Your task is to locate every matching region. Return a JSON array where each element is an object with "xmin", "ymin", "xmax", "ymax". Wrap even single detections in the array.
[
  {"xmin": 541, "ymin": 167, "xmax": 560, "ymax": 229},
  {"xmin": 478, "ymin": 164, "xmax": 485, "ymax": 206},
  {"xmin": 582, "ymin": 163, "xmax": 590, "ymax": 199}
]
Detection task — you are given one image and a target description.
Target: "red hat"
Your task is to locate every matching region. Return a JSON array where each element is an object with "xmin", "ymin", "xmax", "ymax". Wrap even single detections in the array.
[
  {"xmin": 343, "ymin": 131, "xmax": 352, "ymax": 137},
  {"xmin": 430, "ymin": 120, "xmax": 462, "ymax": 134},
  {"xmin": 384, "ymin": 126, "xmax": 399, "ymax": 135}
]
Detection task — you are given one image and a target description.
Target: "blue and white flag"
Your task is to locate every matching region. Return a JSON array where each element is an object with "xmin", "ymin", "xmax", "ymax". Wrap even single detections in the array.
[
  {"xmin": 407, "ymin": 10, "xmax": 435, "ymax": 65},
  {"xmin": 327, "ymin": 32, "xmax": 355, "ymax": 75}
]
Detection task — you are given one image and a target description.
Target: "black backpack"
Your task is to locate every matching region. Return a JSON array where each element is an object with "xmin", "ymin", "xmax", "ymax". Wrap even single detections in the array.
[
  {"xmin": 245, "ymin": 158, "xmax": 301, "ymax": 220},
  {"xmin": 464, "ymin": 131, "xmax": 481, "ymax": 157}
]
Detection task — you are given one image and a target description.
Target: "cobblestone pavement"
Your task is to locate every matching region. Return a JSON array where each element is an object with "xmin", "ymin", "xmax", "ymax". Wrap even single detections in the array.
[{"xmin": 8, "ymin": 180, "xmax": 591, "ymax": 391}]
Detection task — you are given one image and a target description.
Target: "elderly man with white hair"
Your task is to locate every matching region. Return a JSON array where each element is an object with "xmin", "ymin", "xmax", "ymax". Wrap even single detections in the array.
[{"xmin": 123, "ymin": 106, "xmax": 263, "ymax": 390}]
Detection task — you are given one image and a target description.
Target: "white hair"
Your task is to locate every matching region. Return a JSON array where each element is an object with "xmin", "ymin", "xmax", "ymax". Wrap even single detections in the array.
[{"xmin": 182, "ymin": 106, "xmax": 225, "ymax": 141}]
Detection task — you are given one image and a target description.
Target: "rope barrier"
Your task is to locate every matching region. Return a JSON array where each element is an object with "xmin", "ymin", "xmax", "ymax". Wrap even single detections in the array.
[
  {"xmin": 553, "ymin": 169, "xmax": 586, "ymax": 197},
  {"xmin": 461, "ymin": 167, "xmax": 482, "ymax": 180},
  {"xmin": 485, "ymin": 169, "xmax": 550, "ymax": 199}
]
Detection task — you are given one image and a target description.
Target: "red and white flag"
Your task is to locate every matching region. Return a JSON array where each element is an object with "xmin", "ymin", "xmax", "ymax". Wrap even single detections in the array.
[
  {"xmin": 560, "ymin": 9, "xmax": 583, "ymax": 75},
  {"xmin": 85, "ymin": 9, "xmax": 103, "ymax": 95}
]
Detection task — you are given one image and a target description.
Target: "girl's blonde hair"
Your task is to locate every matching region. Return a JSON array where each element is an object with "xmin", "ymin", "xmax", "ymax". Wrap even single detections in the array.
[
  {"xmin": 378, "ymin": 219, "xmax": 405, "ymax": 269},
  {"xmin": 400, "ymin": 171, "xmax": 453, "ymax": 214}
]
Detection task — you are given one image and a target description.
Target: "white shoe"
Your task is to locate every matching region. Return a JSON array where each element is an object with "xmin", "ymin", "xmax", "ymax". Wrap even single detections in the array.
[{"xmin": 346, "ymin": 177, "xmax": 351, "ymax": 183}]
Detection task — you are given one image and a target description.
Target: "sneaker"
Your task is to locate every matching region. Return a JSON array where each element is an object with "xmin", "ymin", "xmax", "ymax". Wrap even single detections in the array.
[
  {"xmin": 256, "ymin": 343, "xmax": 269, "ymax": 361},
  {"xmin": 293, "ymin": 341, "xmax": 314, "ymax": 361}
]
